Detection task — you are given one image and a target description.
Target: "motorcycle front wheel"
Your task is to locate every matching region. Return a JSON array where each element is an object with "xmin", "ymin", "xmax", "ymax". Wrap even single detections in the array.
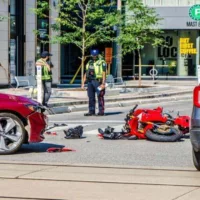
[{"xmin": 146, "ymin": 127, "xmax": 182, "ymax": 142}]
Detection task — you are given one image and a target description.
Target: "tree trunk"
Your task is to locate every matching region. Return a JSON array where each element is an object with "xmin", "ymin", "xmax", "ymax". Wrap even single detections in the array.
[
  {"xmin": 138, "ymin": 49, "xmax": 142, "ymax": 86},
  {"xmin": 81, "ymin": 10, "xmax": 86, "ymax": 86},
  {"xmin": 132, "ymin": 50, "xmax": 135, "ymax": 79},
  {"xmin": 81, "ymin": 55, "xmax": 85, "ymax": 86}
]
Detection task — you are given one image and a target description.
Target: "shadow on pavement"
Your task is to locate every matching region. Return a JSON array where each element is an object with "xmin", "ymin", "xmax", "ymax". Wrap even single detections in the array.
[
  {"xmin": 104, "ymin": 112, "xmax": 123, "ymax": 116},
  {"xmin": 18, "ymin": 143, "xmax": 65, "ymax": 154}
]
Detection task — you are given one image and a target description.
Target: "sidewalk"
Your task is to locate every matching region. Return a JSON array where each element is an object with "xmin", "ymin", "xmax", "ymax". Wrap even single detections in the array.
[
  {"xmin": 0, "ymin": 162, "xmax": 199, "ymax": 200},
  {"xmin": 0, "ymin": 80, "xmax": 194, "ymax": 114}
]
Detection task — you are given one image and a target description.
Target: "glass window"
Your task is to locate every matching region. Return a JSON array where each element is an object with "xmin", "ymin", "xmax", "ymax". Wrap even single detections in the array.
[
  {"xmin": 154, "ymin": 0, "xmax": 161, "ymax": 5},
  {"xmin": 36, "ymin": 0, "xmax": 49, "ymax": 59},
  {"xmin": 143, "ymin": 0, "xmax": 155, "ymax": 6},
  {"xmin": 10, "ymin": 0, "xmax": 16, "ymax": 15},
  {"xmin": 161, "ymin": 0, "xmax": 178, "ymax": 5},
  {"xmin": 184, "ymin": 0, "xmax": 195, "ymax": 5},
  {"xmin": 143, "ymin": 0, "xmax": 199, "ymax": 6}
]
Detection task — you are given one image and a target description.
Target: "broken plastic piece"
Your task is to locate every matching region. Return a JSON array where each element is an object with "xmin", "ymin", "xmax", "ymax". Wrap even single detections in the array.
[
  {"xmin": 47, "ymin": 147, "xmax": 76, "ymax": 153},
  {"xmin": 45, "ymin": 132, "xmax": 58, "ymax": 136}
]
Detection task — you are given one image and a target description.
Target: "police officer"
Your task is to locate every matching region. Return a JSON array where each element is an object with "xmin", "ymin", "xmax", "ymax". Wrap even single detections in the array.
[
  {"xmin": 82, "ymin": 49, "xmax": 107, "ymax": 116},
  {"xmin": 36, "ymin": 51, "xmax": 53, "ymax": 107}
]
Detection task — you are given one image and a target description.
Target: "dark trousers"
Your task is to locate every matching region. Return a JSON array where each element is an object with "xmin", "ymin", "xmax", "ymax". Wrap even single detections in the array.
[
  {"xmin": 87, "ymin": 80, "xmax": 105, "ymax": 114},
  {"xmin": 42, "ymin": 80, "xmax": 52, "ymax": 106}
]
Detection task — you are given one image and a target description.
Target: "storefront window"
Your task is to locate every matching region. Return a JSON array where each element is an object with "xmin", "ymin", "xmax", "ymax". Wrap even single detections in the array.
[
  {"xmin": 36, "ymin": 0, "xmax": 49, "ymax": 59},
  {"xmin": 139, "ymin": 30, "xmax": 198, "ymax": 77}
]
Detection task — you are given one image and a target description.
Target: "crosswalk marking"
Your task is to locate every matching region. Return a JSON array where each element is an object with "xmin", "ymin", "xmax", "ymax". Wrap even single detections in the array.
[
  {"xmin": 46, "ymin": 123, "xmax": 125, "ymax": 135},
  {"xmin": 84, "ymin": 125, "xmax": 125, "ymax": 135},
  {"xmin": 46, "ymin": 123, "xmax": 90, "ymax": 132},
  {"xmin": 49, "ymin": 120, "xmax": 125, "ymax": 123}
]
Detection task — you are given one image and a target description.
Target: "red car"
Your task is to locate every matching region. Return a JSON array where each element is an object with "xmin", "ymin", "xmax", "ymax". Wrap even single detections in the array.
[{"xmin": 0, "ymin": 93, "xmax": 47, "ymax": 154}]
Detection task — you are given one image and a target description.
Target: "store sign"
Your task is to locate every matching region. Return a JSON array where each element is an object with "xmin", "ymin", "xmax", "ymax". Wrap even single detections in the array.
[
  {"xmin": 158, "ymin": 36, "xmax": 177, "ymax": 58},
  {"xmin": 186, "ymin": 5, "xmax": 200, "ymax": 27},
  {"xmin": 186, "ymin": 21, "xmax": 200, "ymax": 27},
  {"xmin": 179, "ymin": 38, "xmax": 197, "ymax": 54},
  {"xmin": 189, "ymin": 4, "xmax": 200, "ymax": 20},
  {"xmin": 105, "ymin": 48, "xmax": 113, "ymax": 64}
]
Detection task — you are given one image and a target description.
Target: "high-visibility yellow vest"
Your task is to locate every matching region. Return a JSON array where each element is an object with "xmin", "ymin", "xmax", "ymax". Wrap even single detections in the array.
[
  {"xmin": 86, "ymin": 59, "xmax": 106, "ymax": 79},
  {"xmin": 37, "ymin": 59, "xmax": 52, "ymax": 81}
]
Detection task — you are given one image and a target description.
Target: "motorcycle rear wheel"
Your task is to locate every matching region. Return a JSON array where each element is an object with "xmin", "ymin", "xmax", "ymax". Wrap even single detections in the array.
[
  {"xmin": 152, "ymin": 125, "xmax": 177, "ymax": 136},
  {"xmin": 146, "ymin": 128, "xmax": 182, "ymax": 142}
]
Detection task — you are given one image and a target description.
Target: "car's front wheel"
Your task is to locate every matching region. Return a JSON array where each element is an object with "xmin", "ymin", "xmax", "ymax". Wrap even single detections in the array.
[
  {"xmin": 0, "ymin": 113, "xmax": 26, "ymax": 155},
  {"xmin": 192, "ymin": 148, "xmax": 200, "ymax": 171}
]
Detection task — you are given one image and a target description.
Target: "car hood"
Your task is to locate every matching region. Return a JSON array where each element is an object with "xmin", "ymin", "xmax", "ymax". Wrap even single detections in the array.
[{"xmin": 0, "ymin": 93, "xmax": 39, "ymax": 105}]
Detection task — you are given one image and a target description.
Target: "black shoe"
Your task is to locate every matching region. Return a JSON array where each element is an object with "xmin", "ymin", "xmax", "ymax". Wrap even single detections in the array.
[
  {"xmin": 96, "ymin": 113, "xmax": 105, "ymax": 116},
  {"xmin": 84, "ymin": 113, "xmax": 95, "ymax": 116}
]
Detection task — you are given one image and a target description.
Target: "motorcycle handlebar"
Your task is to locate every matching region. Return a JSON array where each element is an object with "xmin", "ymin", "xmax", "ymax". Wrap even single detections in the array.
[{"xmin": 130, "ymin": 104, "xmax": 138, "ymax": 113}]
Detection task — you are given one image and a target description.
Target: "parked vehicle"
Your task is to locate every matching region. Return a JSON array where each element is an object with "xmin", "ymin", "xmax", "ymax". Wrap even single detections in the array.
[
  {"xmin": 0, "ymin": 93, "xmax": 47, "ymax": 154},
  {"xmin": 99, "ymin": 104, "xmax": 190, "ymax": 142},
  {"xmin": 191, "ymin": 85, "xmax": 200, "ymax": 170}
]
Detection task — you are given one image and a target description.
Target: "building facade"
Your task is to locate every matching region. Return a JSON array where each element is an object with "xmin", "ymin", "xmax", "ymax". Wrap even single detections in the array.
[
  {"xmin": 136, "ymin": 0, "xmax": 200, "ymax": 78},
  {"xmin": 1, "ymin": 0, "xmax": 200, "ymax": 86},
  {"xmin": 0, "ymin": 0, "xmax": 59, "ymax": 86}
]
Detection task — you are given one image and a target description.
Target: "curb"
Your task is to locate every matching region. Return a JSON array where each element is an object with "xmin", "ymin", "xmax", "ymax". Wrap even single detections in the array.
[
  {"xmin": 51, "ymin": 92, "xmax": 192, "ymax": 114},
  {"xmin": 49, "ymin": 90, "xmax": 192, "ymax": 107}
]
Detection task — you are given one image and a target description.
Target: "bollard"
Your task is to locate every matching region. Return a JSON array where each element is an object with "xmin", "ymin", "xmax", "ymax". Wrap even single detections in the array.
[
  {"xmin": 36, "ymin": 65, "xmax": 43, "ymax": 104},
  {"xmin": 197, "ymin": 65, "xmax": 200, "ymax": 85},
  {"xmin": 149, "ymin": 68, "xmax": 158, "ymax": 84}
]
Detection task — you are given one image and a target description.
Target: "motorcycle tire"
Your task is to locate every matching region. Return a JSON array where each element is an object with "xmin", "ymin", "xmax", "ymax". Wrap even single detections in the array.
[{"xmin": 146, "ymin": 128, "xmax": 182, "ymax": 142}]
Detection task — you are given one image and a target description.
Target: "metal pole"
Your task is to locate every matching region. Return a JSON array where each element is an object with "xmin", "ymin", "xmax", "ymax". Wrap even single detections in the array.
[
  {"xmin": 37, "ymin": 65, "xmax": 43, "ymax": 104},
  {"xmin": 153, "ymin": 65, "xmax": 155, "ymax": 83},
  {"xmin": 196, "ymin": 32, "xmax": 200, "ymax": 79},
  {"xmin": 116, "ymin": 0, "xmax": 122, "ymax": 78}
]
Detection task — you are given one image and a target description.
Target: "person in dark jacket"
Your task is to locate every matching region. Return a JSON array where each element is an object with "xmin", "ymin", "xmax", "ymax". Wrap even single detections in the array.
[{"xmin": 82, "ymin": 49, "xmax": 107, "ymax": 116}]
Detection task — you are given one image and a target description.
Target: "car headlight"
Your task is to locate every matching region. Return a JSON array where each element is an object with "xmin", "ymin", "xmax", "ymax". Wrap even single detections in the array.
[{"xmin": 25, "ymin": 104, "xmax": 38, "ymax": 112}]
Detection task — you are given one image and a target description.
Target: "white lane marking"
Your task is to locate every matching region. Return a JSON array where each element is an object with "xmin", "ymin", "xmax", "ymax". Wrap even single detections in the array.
[
  {"xmin": 46, "ymin": 124, "xmax": 90, "ymax": 132},
  {"xmin": 49, "ymin": 120, "xmax": 125, "ymax": 123},
  {"xmin": 84, "ymin": 124, "xmax": 124, "ymax": 135}
]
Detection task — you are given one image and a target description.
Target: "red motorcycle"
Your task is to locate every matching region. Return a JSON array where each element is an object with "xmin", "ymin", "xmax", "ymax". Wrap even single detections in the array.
[{"xmin": 98, "ymin": 105, "xmax": 190, "ymax": 142}]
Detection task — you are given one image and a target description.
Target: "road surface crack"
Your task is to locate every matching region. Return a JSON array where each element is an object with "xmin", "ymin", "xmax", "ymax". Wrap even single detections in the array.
[
  {"xmin": 15, "ymin": 166, "xmax": 58, "ymax": 179},
  {"xmin": 171, "ymin": 187, "xmax": 200, "ymax": 200}
]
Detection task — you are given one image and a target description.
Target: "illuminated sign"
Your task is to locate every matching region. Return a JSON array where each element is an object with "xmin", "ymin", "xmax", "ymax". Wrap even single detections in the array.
[{"xmin": 179, "ymin": 38, "xmax": 197, "ymax": 54}]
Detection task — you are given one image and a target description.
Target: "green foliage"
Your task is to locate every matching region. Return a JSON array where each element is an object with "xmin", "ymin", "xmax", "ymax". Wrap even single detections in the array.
[
  {"xmin": 117, "ymin": 0, "xmax": 164, "ymax": 55},
  {"xmin": 34, "ymin": 0, "xmax": 119, "ymax": 55},
  {"xmin": 32, "ymin": 1, "xmax": 49, "ymax": 18}
]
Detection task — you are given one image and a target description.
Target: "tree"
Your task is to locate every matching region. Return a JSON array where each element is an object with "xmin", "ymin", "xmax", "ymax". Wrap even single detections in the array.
[
  {"xmin": 34, "ymin": 0, "xmax": 119, "ymax": 84},
  {"xmin": 117, "ymin": 0, "xmax": 163, "ymax": 86}
]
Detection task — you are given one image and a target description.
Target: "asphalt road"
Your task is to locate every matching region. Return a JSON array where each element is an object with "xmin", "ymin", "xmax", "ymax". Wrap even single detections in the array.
[{"xmin": 0, "ymin": 99, "xmax": 194, "ymax": 169}]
